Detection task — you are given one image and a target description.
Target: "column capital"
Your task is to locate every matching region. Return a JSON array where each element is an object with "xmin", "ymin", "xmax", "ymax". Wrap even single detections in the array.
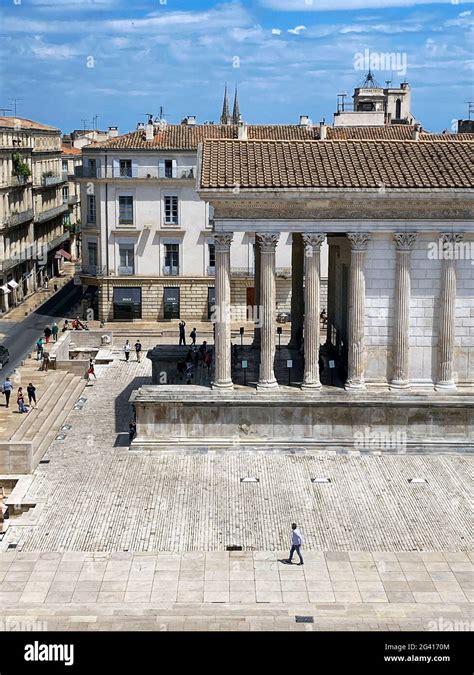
[
  {"xmin": 394, "ymin": 232, "xmax": 417, "ymax": 251},
  {"xmin": 302, "ymin": 233, "xmax": 326, "ymax": 252},
  {"xmin": 347, "ymin": 233, "xmax": 371, "ymax": 251},
  {"xmin": 214, "ymin": 233, "xmax": 233, "ymax": 252},
  {"xmin": 257, "ymin": 232, "xmax": 280, "ymax": 252},
  {"xmin": 440, "ymin": 232, "xmax": 464, "ymax": 245}
]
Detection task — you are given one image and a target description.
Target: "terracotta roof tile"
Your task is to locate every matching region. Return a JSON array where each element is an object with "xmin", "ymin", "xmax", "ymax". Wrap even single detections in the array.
[
  {"xmin": 0, "ymin": 116, "xmax": 59, "ymax": 132},
  {"xmin": 199, "ymin": 139, "xmax": 474, "ymax": 190},
  {"xmin": 61, "ymin": 145, "xmax": 82, "ymax": 155}
]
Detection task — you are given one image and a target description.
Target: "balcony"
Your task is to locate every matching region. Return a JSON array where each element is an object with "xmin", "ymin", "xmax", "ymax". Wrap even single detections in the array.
[
  {"xmin": 82, "ymin": 220, "xmax": 98, "ymax": 230},
  {"xmin": 8, "ymin": 175, "xmax": 31, "ymax": 189},
  {"xmin": 41, "ymin": 174, "xmax": 67, "ymax": 187},
  {"xmin": 230, "ymin": 267, "xmax": 292, "ymax": 277},
  {"xmin": 68, "ymin": 194, "xmax": 80, "ymax": 205},
  {"xmin": 35, "ymin": 202, "xmax": 69, "ymax": 223},
  {"xmin": 82, "ymin": 265, "xmax": 106, "ymax": 277},
  {"xmin": 0, "ymin": 244, "xmax": 37, "ymax": 272},
  {"xmin": 3, "ymin": 208, "xmax": 34, "ymax": 228},
  {"xmin": 118, "ymin": 266, "xmax": 135, "ymax": 276},
  {"xmin": 75, "ymin": 165, "xmax": 196, "ymax": 180},
  {"xmin": 163, "ymin": 266, "xmax": 180, "ymax": 276}
]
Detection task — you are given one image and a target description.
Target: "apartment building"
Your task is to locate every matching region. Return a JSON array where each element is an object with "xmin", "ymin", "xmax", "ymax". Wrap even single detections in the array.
[
  {"xmin": 0, "ymin": 117, "xmax": 71, "ymax": 313},
  {"xmin": 61, "ymin": 145, "xmax": 82, "ymax": 260}
]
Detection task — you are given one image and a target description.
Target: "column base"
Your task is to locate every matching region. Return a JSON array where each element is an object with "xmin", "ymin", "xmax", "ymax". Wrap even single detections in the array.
[
  {"xmin": 389, "ymin": 380, "xmax": 411, "ymax": 391},
  {"xmin": 256, "ymin": 380, "xmax": 279, "ymax": 391},
  {"xmin": 211, "ymin": 380, "xmax": 234, "ymax": 390},
  {"xmin": 434, "ymin": 381, "xmax": 457, "ymax": 391},
  {"xmin": 344, "ymin": 380, "xmax": 366, "ymax": 391},
  {"xmin": 301, "ymin": 381, "xmax": 322, "ymax": 391}
]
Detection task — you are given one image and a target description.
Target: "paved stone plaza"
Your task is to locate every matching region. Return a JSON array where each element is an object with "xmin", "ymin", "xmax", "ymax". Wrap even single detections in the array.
[{"xmin": 1, "ymin": 350, "xmax": 472, "ymax": 631}]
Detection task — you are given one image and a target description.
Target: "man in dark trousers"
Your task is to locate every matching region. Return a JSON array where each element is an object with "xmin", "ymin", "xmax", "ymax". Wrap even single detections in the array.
[
  {"xmin": 135, "ymin": 339, "xmax": 142, "ymax": 363},
  {"xmin": 27, "ymin": 383, "xmax": 37, "ymax": 408},
  {"xmin": 2, "ymin": 377, "xmax": 13, "ymax": 408},
  {"xmin": 178, "ymin": 320, "xmax": 186, "ymax": 346},
  {"xmin": 190, "ymin": 327, "xmax": 197, "ymax": 346},
  {"xmin": 287, "ymin": 523, "xmax": 304, "ymax": 565}
]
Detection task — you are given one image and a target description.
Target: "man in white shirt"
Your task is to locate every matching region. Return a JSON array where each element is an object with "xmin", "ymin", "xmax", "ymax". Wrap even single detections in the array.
[{"xmin": 288, "ymin": 523, "xmax": 304, "ymax": 565}]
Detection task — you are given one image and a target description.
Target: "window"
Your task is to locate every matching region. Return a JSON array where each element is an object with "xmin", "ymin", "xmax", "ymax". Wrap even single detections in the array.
[
  {"xmin": 163, "ymin": 288, "xmax": 180, "ymax": 319},
  {"xmin": 86, "ymin": 195, "xmax": 96, "ymax": 222},
  {"xmin": 208, "ymin": 287, "xmax": 216, "ymax": 320},
  {"xmin": 395, "ymin": 99, "xmax": 402, "ymax": 119},
  {"xmin": 113, "ymin": 287, "xmax": 141, "ymax": 320},
  {"xmin": 119, "ymin": 196, "xmax": 133, "ymax": 225},
  {"xmin": 164, "ymin": 160, "xmax": 173, "ymax": 178},
  {"xmin": 119, "ymin": 159, "xmax": 132, "ymax": 177},
  {"xmin": 62, "ymin": 186, "xmax": 69, "ymax": 203},
  {"xmin": 119, "ymin": 243, "xmax": 135, "ymax": 274},
  {"xmin": 164, "ymin": 243, "xmax": 179, "ymax": 275},
  {"xmin": 62, "ymin": 160, "xmax": 68, "ymax": 172},
  {"xmin": 208, "ymin": 243, "xmax": 215, "ymax": 275},
  {"xmin": 88, "ymin": 241, "xmax": 97, "ymax": 267},
  {"xmin": 88, "ymin": 158, "xmax": 97, "ymax": 178},
  {"xmin": 164, "ymin": 196, "xmax": 178, "ymax": 225}
]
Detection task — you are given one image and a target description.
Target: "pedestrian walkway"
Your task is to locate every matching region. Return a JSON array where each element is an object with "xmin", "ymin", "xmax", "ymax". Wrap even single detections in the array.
[
  {"xmin": 0, "ymin": 550, "xmax": 471, "ymax": 631},
  {"xmin": 1, "ymin": 263, "xmax": 76, "ymax": 323}
]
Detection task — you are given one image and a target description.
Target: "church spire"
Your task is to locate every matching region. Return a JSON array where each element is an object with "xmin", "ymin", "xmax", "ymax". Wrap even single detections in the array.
[
  {"xmin": 220, "ymin": 84, "xmax": 230, "ymax": 125},
  {"xmin": 232, "ymin": 86, "xmax": 240, "ymax": 124}
]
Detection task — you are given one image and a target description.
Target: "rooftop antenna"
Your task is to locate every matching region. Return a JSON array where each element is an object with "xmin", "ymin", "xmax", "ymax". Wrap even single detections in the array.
[
  {"xmin": 8, "ymin": 98, "xmax": 23, "ymax": 116},
  {"xmin": 0, "ymin": 107, "xmax": 12, "ymax": 115},
  {"xmin": 81, "ymin": 118, "xmax": 89, "ymax": 131},
  {"xmin": 157, "ymin": 106, "xmax": 170, "ymax": 122},
  {"xmin": 92, "ymin": 114, "xmax": 99, "ymax": 130},
  {"xmin": 466, "ymin": 102, "xmax": 474, "ymax": 120}
]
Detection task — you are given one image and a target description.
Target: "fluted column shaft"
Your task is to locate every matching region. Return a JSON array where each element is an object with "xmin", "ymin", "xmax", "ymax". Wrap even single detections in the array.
[
  {"xmin": 252, "ymin": 240, "xmax": 261, "ymax": 348},
  {"xmin": 289, "ymin": 233, "xmax": 304, "ymax": 348},
  {"xmin": 302, "ymin": 233, "xmax": 326, "ymax": 389},
  {"xmin": 257, "ymin": 233, "xmax": 279, "ymax": 389},
  {"xmin": 345, "ymin": 233, "xmax": 370, "ymax": 390},
  {"xmin": 325, "ymin": 242, "xmax": 338, "ymax": 346},
  {"xmin": 212, "ymin": 233, "xmax": 233, "ymax": 389},
  {"xmin": 391, "ymin": 233, "xmax": 417, "ymax": 389},
  {"xmin": 436, "ymin": 232, "xmax": 464, "ymax": 390}
]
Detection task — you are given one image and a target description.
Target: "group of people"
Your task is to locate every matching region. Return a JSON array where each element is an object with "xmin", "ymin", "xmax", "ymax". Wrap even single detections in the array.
[
  {"xmin": 177, "ymin": 341, "xmax": 212, "ymax": 383},
  {"xmin": 1, "ymin": 377, "xmax": 37, "ymax": 414},
  {"xmin": 178, "ymin": 320, "xmax": 200, "ymax": 347},
  {"xmin": 123, "ymin": 339, "xmax": 142, "ymax": 362}
]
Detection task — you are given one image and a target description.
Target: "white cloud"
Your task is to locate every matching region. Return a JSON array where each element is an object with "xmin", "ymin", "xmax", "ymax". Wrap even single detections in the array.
[
  {"xmin": 30, "ymin": 37, "xmax": 80, "ymax": 60},
  {"xmin": 272, "ymin": 28, "xmax": 282, "ymax": 34},
  {"xmin": 259, "ymin": 0, "xmax": 474, "ymax": 10},
  {"xmin": 288, "ymin": 25, "xmax": 307, "ymax": 34}
]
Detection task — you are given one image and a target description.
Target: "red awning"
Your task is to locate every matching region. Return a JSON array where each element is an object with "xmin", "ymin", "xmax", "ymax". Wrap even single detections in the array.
[{"xmin": 55, "ymin": 249, "xmax": 72, "ymax": 260}]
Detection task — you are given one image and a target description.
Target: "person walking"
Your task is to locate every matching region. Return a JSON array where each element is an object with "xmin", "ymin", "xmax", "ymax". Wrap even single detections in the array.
[
  {"xmin": 190, "ymin": 327, "xmax": 197, "ymax": 346},
  {"xmin": 124, "ymin": 340, "xmax": 131, "ymax": 362},
  {"xmin": 129, "ymin": 421, "xmax": 136, "ymax": 442},
  {"xmin": 287, "ymin": 523, "xmax": 304, "ymax": 565},
  {"xmin": 26, "ymin": 383, "xmax": 37, "ymax": 408},
  {"xmin": 44, "ymin": 274, "xmax": 49, "ymax": 290},
  {"xmin": 62, "ymin": 320, "xmax": 69, "ymax": 332},
  {"xmin": 44, "ymin": 325, "xmax": 52, "ymax": 344},
  {"xmin": 17, "ymin": 387, "xmax": 27, "ymax": 414},
  {"xmin": 179, "ymin": 320, "xmax": 186, "ymax": 346},
  {"xmin": 135, "ymin": 339, "xmax": 142, "ymax": 363},
  {"xmin": 87, "ymin": 359, "xmax": 96, "ymax": 381},
  {"xmin": 51, "ymin": 321, "xmax": 59, "ymax": 342},
  {"xmin": 36, "ymin": 337, "xmax": 44, "ymax": 361},
  {"xmin": 2, "ymin": 378, "xmax": 13, "ymax": 408},
  {"xmin": 41, "ymin": 351, "xmax": 50, "ymax": 372}
]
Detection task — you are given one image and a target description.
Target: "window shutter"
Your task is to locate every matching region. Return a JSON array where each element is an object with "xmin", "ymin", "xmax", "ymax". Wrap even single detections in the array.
[
  {"xmin": 158, "ymin": 159, "xmax": 165, "ymax": 178},
  {"xmin": 132, "ymin": 160, "xmax": 138, "ymax": 178},
  {"xmin": 113, "ymin": 159, "xmax": 119, "ymax": 178},
  {"xmin": 172, "ymin": 159, "xmax": 178, "ymax": 178}
]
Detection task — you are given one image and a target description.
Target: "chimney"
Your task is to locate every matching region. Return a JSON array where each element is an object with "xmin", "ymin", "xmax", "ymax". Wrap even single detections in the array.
[
  {"xmin": 137, "ymin": 122, "xmax": 145, "ymax": 130},
  {"xmin": 107, "ymin": 126, "xmax": 119, "ymax": 139},
  {"xmin": 237, "ymin": 121, "xmax": 248, "ymax": 140},
  {"xmin": 186, "ymin": 115, "xmax": 197, "ymax": 126},
  {"xmin": 319, "ymin": 120, "xmax": 327, "ymax": 141},
  {"xmin": 412, "ymin": 123, "xmax": 421, "ymax": 141},
  {"xmin": 146, "ymin": 122, "xmax": 154, "ymax": 141},
  {"xmin": 299, "ymin": 115, "xmax": 310, "ymax": 127}
]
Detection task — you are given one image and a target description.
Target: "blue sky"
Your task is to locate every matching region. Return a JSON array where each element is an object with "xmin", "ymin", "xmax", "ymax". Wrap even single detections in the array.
[{"xmin": 1, "ymin": 0, "xmax": 473, "ymax": 133}]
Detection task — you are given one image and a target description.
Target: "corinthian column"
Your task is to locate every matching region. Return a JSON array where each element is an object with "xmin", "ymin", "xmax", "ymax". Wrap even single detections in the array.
[
  {"xmin": 390, "ymin": 233, "xmax": 417, "ymax": 389},
  {"xmin": 345, "ymin": 233, "xmax": 370, "ymax": 390},
  {"xmin": 289, "ymin": 233, "xmax": 304, "ymax": 348},
  {"xmin": 212, "ymin": 233, "xmax": 233, "ymax": 389},
  {"xmin": 302, "ymin": 233, "xmax": 326, "ymax": 389},
  {"xmin": 257, "ymin": 233, "xmax": 279, "ymax": 389},
  {"xmin": 436, "ymin": 232, "xmax": 464, "ymax": 390},
  {"xmin": 252, "ymin": 239, "xmax": 261, "ymax": 348}
]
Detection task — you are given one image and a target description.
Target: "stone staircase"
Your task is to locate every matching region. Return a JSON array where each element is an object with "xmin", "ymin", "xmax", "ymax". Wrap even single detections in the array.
[{"xmin": 10, "ymin": 371, "xmax": 86, "ymax": 469}]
